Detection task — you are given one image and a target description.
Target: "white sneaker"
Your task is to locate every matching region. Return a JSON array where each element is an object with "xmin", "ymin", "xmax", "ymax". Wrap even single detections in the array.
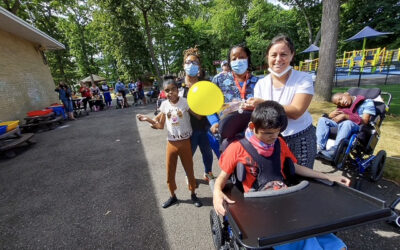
[{"xmin": 203, "ymin": 172, "xmax": 215, "ymax": 182}]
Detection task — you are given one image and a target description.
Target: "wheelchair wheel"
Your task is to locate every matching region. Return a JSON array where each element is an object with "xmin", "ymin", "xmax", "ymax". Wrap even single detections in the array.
[
  {"xmin": 370, "ymin": 150, "xmax": 386, "ymax": 182},
  {"xmin": 333, "ymin": 139, "xmax": 349, "ymax": 168},
  {"xmin": 210, "ymin": 209, "xmax": 223, "ymax": 249}
]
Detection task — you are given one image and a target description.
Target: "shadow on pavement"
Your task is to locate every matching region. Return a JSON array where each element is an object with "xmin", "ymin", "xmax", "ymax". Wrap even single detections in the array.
[
  {"xmin": 314, "ymin": 160, "xmax": 400, "ymax": 250},
  {"xmin": 0, "ymin": 107, "xmax": 169, "ymax": 249}
]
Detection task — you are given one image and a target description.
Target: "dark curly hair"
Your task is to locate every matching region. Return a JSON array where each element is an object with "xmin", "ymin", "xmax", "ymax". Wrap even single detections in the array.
[{"xmin": 183, "ymin": 46, "xmax": 201, "ymax": 63}]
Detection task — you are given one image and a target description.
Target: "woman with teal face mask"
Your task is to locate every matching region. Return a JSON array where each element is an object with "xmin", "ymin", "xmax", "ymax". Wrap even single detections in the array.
[
  {"xmin": 209, "ymin": 44, "xmax": 260, "ymax": 135},
  {"xmin": 179, "ymin": 46, "xmax": 215, "ymax": 184}
]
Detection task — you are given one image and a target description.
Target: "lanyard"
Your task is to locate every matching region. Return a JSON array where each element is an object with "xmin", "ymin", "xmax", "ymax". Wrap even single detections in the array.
[{"xmin": 234, "ymin": 72, "xmax": 250, "ymax": 100}]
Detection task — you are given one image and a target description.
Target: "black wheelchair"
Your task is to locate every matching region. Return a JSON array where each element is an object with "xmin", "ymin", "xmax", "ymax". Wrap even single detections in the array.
[
  {"xmin": 209, "ymin": 178, "xmax": 394, "ymax": 250},
  {"xmin": 209, "ymin": 110, "xmax": 395, "ymax": 249},
  {"xmin": 316, "ymin": 87, "xmax": 393, "ymax": 188}
]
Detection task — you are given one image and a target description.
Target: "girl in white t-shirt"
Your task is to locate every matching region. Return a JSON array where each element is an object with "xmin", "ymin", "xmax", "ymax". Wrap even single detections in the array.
[
  {"xmin": 136, "ymin": 76, "xmax": 202, "ymax": 209},
  {"xmin": 247, "ymin": 35, "xmax": 316, "ymax": 169}
]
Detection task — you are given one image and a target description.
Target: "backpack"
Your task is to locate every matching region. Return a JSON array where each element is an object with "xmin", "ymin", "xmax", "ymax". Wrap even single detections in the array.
[{"xmin": 232, "ymin": 137, "xmax": 296, "ymax": 192}]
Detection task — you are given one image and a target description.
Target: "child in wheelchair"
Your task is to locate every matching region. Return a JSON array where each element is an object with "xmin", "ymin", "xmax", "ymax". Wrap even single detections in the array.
[
  {"xmin": 213, "ymin": 101, "xmax": 350, "ymax": 249},
  {"xmin": 116, "ymin": 92, "xmax": 125, "ymax": 109},
  {"xmin": 315, "ymin": 87, "xmax": 392, "ymax": 185},
  {"xmin": 316, "ymin": 91, "xmax": 376, "ymax": 160}
]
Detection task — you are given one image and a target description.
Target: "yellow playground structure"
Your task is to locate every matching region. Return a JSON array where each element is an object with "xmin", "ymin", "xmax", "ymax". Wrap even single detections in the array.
[{"xmin": 297, "ymin": 47, "xmax": 400, "ymax": 73}]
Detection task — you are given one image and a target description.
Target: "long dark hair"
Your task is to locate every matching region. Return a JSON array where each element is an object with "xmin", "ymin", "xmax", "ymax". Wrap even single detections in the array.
[{"xmin": 265, "ymin": 34, "xmax": 295, "ymax": 66}]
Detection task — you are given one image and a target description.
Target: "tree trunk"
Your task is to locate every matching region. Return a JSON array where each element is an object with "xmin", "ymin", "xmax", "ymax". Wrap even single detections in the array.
[
  {"xmin": 142, "ymin": 10, "xmax": 162, "ymax": 82},
  {"xmin": 314, "ymin": 0, "xmax": 340, "ymax": 101},
  {"xmin": 76, "ymin": 22, "xmax": 93, "ymax": 85}
]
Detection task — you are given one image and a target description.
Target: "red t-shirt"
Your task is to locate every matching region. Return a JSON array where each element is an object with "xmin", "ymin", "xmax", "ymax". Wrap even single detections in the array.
[
  {"xmin": 159, "ymin": 90, "xmax": 167, "ymax": 99},
  {"xmin": 137, "ymin": 81, "xmax": 143, "ymax": 91},
  {"xmin": 219, "ymin": 137, "xmax": 297, "ymax": 193},
  {"xmin": 80, "ymin": 86, "xmax": 91, "ymax": 97}
]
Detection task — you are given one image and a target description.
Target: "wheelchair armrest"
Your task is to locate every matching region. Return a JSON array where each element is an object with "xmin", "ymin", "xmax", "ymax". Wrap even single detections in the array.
[{"xmin": 244, "ymin": 180, "xmax": 309, "ymax": 198}]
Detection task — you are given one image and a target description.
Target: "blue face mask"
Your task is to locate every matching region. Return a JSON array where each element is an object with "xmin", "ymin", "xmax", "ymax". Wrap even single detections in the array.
[
  {"xmin": 230, "ymin": 59, "xmax": 248, "ymax": 75},
  {"xmin": 184, "ymin": 64, "xmax": 199, "ymax": 77}
]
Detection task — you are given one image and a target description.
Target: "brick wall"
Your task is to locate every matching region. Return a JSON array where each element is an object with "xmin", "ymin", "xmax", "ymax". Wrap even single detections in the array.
[{"xmin": 0, "ymin": 29, "xmax": 59, "ymax": 122}]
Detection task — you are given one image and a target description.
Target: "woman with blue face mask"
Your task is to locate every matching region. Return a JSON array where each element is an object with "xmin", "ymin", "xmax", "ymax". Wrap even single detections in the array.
[
  {"xmin": 209, "ymin": 44, "xmax": 259, "ymax": 135},
  {"xmin": 179, "ymin": 47, "xmax": 215, "ymax": 183}
]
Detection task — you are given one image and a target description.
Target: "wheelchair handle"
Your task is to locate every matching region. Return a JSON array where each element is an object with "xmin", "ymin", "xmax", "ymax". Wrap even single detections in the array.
[{"xmin": 380, "ymin": 91, "xmax": 392, "ymax": 110}]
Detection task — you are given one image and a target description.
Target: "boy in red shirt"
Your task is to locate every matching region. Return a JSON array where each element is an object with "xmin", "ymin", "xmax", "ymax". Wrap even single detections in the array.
[{"xmin": 213, "ymin": 101, "xmax": 350, "ymax": 250}]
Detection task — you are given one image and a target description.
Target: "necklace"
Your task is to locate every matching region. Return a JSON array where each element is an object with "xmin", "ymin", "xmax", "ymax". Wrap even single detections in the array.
[{"xmin": 270, "ymin": 77, "xmax": 286, "ymax": 103}]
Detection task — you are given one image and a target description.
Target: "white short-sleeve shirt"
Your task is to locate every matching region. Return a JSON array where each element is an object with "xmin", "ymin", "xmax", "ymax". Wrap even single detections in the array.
[
  {"xmin": 160, "ymin": 97, "xmax": 192, "ymax": 141},
  {"xmin": 254, "ymin": 70, "xmax": 314, "ymax": 136}
]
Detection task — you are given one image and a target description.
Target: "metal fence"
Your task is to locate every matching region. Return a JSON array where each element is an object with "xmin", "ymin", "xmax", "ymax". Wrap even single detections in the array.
[{"xmin": 331, "ymin": 63, "xmax": 400, "ymax": 87}]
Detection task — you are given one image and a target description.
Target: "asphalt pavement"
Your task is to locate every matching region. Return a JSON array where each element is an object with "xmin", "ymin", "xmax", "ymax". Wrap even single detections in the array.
[{"xmin": 0, "ymin": 102, "xmax": 399, "ymax": 249}]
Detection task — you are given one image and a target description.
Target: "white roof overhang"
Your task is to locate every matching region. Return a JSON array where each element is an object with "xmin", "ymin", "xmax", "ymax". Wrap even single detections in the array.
[{"xmin": 0, "ymin": 6, "xmax": 65, "ymax": 50}]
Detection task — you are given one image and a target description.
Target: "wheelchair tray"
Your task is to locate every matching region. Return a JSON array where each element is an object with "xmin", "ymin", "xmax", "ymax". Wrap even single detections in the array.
[{"xmin": 223, "ymin": 181, "xmax": 392, "ymax": 249}]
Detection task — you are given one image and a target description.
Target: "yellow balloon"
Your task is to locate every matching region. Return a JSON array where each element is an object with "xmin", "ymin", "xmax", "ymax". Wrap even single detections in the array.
[{"xmin": 187, "ymin": 81, "xmax": 224, "ymax": 116}]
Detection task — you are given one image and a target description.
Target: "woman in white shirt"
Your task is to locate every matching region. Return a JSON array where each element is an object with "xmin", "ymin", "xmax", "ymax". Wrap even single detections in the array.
[{"xmin": 247, "ymin": 35, "xmax": 316, "ymax": 169}]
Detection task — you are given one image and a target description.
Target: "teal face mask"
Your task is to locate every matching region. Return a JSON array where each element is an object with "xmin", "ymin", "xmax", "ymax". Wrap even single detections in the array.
[
  {"xmin": 230, "ymin": 59, "xmax": 248, "ymax": 75},
  {"xmin": 184, "ymin": 64, "xmax": 199, "ymax": 76}
]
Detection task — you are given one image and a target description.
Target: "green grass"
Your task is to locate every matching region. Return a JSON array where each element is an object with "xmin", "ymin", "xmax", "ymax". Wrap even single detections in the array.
[
  {"xmin": 384, "ymin": 158, "xmax": 400, "ymax": 184},
  {"xmin": 333, "ymin": 84, "xmax": 400, "ymax": 116}
]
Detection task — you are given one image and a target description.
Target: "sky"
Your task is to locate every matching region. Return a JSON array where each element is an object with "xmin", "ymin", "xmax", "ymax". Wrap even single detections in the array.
[{"xmin": 267, "ymin": 0, "xmax": 291, "ymax": 10}]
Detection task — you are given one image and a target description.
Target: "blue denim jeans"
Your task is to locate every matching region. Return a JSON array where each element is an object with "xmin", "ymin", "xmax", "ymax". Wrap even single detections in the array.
[
  {"xmin": 316, "ymin": 117, "xmax": 360, "ymax": 149},
  {"xmin": 191, "ymin": 130, "xmax": 213, "ymax": 173},
  {"xmin": 61, "ymin": 99, "xmax": 74, "ymax": 113}
]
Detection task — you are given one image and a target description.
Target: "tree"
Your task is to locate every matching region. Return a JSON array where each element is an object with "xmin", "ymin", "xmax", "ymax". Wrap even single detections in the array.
[
  {"xmin": 247, "ymin": 0, "xmax": 298, "ymax": 71},
  {"xmin": 23, "ymin": 0, "xmax": 79, "ymax": 85},
  {"xmin": 314, "ymin": 0, "xmax": 340, "ymax": 101},
  {"xmin": 94, "ymin": 0, "xmax": 152, "ymax": 80},
  {"xmin": 63, "ymin": 2, "xmax": 99, "ymax": 83},
  {"xmin": 339, "ymin": 0, "xmax": 400, "ymax": 52},
  {"xmin": 130, "ymin": 0, "xmax": 166, "ymax": 81},
  {"xmin": 1, "ymin": 0, "xmax": 21, "ymax": 15},
  {"xmin": 279, "ymin": 0, "xmax": 321, "ymax": 45}
]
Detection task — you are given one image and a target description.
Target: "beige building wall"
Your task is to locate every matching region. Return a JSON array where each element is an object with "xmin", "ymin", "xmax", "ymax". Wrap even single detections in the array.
[{"xmin": 0, "ymin": 29, "xmax": 59, "ymax": 122}]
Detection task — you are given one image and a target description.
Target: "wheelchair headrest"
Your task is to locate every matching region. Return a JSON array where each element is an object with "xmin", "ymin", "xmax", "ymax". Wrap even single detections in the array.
[
  {"xmin": 371, "ymin": 101, "xmax": 386, "ymax": 126},
  {"xmin": 219, "ymin": 110, "xmax": 252, "ymax": 140},
  {"xmin": 374, "ymin": 101, "xmax": 386, "ymax": 116},
  {"xmin": 347, "ymin": 87, "xmax": 381, "ymax": 100}
]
